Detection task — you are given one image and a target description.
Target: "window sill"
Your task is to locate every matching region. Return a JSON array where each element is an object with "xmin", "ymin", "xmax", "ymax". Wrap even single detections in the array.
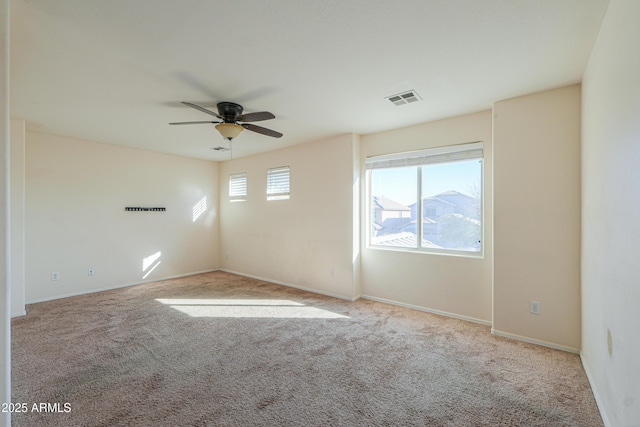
[{"xmin": 365, "ymin": 244, "xmax": 484, "ymax": 259}]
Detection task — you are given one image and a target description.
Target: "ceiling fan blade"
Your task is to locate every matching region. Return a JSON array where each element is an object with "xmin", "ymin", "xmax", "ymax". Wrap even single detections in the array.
[
  {"xmin": 236, "ymin": 111, "xmax": 275, "ymax": 122},
  {"xmin": 182, "ymin": 102, "xmax": 223, "ymax": 119},
  {"xmin": 242, "ymin": 123, "xmax": 283, "ymax": 138},
  {"xmin": 169, "ymin": 121, "xmax": 220, "ymax": 125}
]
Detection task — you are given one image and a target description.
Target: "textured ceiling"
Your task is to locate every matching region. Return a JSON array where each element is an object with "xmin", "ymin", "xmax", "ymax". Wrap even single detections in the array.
[{"xmin": 10, "ymin": 0, "xmax": 609, "ymax": 160}]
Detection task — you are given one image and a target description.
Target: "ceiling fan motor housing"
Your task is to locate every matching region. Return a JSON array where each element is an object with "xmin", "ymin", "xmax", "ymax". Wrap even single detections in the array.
[{"xmin": 218, "ymin": 102, "xmax": 244, "ymax": 122}]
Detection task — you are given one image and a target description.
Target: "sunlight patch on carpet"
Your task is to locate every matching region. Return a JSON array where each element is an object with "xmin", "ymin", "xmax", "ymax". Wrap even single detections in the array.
[{"xmin": 155, "ymin": 298, "xmax": 350, "ymax": 319}]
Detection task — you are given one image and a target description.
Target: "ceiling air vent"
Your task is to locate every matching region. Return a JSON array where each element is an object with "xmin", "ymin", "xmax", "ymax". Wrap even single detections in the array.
[{"xmin": 386, "ymin": 90, "xmax": 422, "ymax": 106}]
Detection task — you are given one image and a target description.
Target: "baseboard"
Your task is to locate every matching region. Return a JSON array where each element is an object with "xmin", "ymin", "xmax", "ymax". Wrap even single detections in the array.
[
  {"xmin": 26, "ymin": 269, "xmax": 219, "ymax": 305},
  {"xmin": 11, "ymin": 310, "xmax": 27, "ymax": 318},
  {"xmin": 580, "ymin": 352, "xmax": 611, "ymax": 427},
  {"xmin": 219, "ymin": 269, "xmax": 360, "ymax": 302},
  {"xmin": 491, "ymin": 328, "xmax": 580, "ymax": 354},
  {"xmin": 361, "ymin": 294, "xmax": 492, "ymax": 326}
]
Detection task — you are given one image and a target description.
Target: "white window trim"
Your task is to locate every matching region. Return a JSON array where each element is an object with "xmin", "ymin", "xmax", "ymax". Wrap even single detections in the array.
[{"xmin": 366, "ymin": 142, "xmax": 484, "ymax": 258}]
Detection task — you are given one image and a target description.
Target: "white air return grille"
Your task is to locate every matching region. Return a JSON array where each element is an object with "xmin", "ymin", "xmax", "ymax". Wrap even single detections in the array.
[{"xmin": 386, "ymin": 90, "xmax": 422, "ymax": 106}]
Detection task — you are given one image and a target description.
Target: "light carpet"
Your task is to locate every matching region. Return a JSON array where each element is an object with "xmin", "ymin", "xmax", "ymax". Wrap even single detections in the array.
[{"xmin": 11, "ymin": 271, "xmax": 603, "ymax": 426}]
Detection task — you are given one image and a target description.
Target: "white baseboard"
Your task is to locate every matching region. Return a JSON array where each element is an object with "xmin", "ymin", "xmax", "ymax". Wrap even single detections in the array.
[
  {"xmin": 26, "ymin": 269, "xmax": 219, "ymax": 305},
  {"xmin": 11, "ymin": 310, "xmax": 27, "ymax": 318},
  {"xmin": 580, "ymin": 352, "xmax": 611, "ymax": 427},
  {"xmin": 491, "ymin": 328, "xmax": 580, "ymax": 354},
  {"xmin": 219, "ymin": 269, "xmax": 360, "ymax": 302},
  {"xmin": 361, "ymin": 294, "xmax": 492, "ymax": 326}
]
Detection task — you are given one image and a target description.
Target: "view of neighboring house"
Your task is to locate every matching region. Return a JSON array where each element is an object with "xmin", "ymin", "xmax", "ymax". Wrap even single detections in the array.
[
  {"xmin": 371, "ymin": 196, "xmax": 412, "ymax": 237},
  {"xmin": 372, "ymin": 190, "xmax": 481, "ymax": 250},
  {"xmin": 373, "ymin": 196, "xmax": 412, "ymax": 223},
  {"xmin": 417, "ymin": 190, "xmax": 481, "ymax": 221}
]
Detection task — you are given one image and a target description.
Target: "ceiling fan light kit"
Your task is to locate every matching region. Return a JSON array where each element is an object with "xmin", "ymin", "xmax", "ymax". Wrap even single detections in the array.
[
  {"xmin": 170, "ymin": 101, "xmax": 282, "ymax": 142},
  {"xmin": 215, "ymin": 123, "xmax": 244, "ymax": 140}
]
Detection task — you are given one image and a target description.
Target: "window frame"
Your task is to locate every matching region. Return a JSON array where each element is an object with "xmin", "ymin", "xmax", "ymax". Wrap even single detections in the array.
[
  {"xmin": 266, "ymin": 166, "xmax": 290, "ymax": 201},
  {"xmin": 366, "ymin": 142, "xmax": 484, "ymax": 258}
]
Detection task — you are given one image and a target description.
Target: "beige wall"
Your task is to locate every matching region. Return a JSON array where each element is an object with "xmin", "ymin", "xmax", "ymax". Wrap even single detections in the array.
[
  {"xmin": 219, "ymin": 134, "xmax": 359, "ymax": 300},
  {"xmin": 25, "ymin": 132, "xmax": 219, "ymax": 302},
  {"xmin": 493, "ymin": 85, "xmax": 581, "ymax": 351},
  {"xmin": 10, "ymin": 118, "xmax": 25, "ymax": 316},
  {"xmin": 360, "ymin": 111, "xmax": 493, "ymax": 323},
  {"xmin": 582, "ymin": 0, "xmax": 640, "ymax": 424}
]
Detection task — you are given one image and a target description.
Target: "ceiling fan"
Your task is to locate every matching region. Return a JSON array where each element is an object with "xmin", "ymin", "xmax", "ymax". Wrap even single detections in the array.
[{"xmin": 170, "ymin": 101, "xmax": 283, "ymax": 141}]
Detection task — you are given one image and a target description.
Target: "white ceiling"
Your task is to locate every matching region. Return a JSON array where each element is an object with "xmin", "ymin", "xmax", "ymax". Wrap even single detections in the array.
[{"xmin": 10, "ymin": 0, "xmax": 609, "ymax": 161}]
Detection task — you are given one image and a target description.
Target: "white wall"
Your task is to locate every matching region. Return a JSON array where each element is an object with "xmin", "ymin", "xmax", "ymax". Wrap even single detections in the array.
[
  {"xmin": 493, "ymin": 85, "xmax": 581, "ymax": 352},
  {"xmin": 582, "ymin": 0, "xmax": 640, "ymax": 424},
  {"xmin": 25, "ymin": 132, "xmax": 219, "ymax": 302},
  {"xmin": 360, "ymin": 111, "xmax": 493, "ymax": 323},
  {"xmin": 219, "ymin": 133, "xmax": 359, "ymax": 300},
  {"xmin": 10, "ymin": 118, "xmax": 24, "ymax": 316}
]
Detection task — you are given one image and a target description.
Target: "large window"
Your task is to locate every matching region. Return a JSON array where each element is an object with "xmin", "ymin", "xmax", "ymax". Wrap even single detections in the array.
[{"xmin": 366, "ymin": 142, "xmax": 483, "ymax": 255}]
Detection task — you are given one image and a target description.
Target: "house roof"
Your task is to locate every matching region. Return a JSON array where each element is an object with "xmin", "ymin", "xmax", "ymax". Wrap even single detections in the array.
[
  {"xmin": 373, "ymin": 196, "xmax": 410, "ymax": 211},
  {"xmin": 422, "ymin": 197, "xmax": 457, "ymax": 207},
  {"xmin": 436, "ymin": 190, "xmax": 465, "ymax": 197},
  {"xmin": 370, "ymin": 232, "xmax": 442, "ymax": 249}
]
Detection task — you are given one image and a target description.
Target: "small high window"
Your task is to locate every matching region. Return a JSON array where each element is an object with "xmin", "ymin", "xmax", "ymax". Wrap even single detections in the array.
[
  {"xmin": 229, "ymin": 173, "xmax": 247, "ymax": 202},
  {"xmin": 267, "ymin": 166, "xmax": 290, "ymax": 201}
]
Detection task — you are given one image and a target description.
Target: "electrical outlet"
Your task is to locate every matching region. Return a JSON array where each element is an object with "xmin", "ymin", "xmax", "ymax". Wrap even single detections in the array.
[
  {"xmin": 530, "ymin": 301, "xmax": 540, "ymax": 314},
  {"xmin": 51, "ymin": 272, "xmax": 60, "ymax": 281},
  {"xmin": 88, "ymin": 268, "xmax": 94, "ymax": 276}
]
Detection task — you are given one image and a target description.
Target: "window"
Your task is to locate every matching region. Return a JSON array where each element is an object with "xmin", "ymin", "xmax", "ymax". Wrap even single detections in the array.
[
  {"xmin": 366, "ymin": 142, "xmax": 483, "ymax": 255},
  {"xmin": 267, "ymin": 166, "xmax": 290, "ymax": 200},
  {"xmin": 229, "ymin": 173, "xmax": 247, "ymax": 202}
]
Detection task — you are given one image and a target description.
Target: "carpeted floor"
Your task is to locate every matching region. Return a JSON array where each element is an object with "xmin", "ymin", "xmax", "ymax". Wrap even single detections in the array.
[{"xmin": 11, "ymin": 271, "xmax": 603, "ymax": 426}]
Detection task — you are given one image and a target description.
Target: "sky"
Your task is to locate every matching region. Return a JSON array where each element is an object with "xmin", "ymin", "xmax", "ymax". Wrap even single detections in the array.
[{"xmin": 370, "ymin": 159, "xmax": 482, "ymax": 206}]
